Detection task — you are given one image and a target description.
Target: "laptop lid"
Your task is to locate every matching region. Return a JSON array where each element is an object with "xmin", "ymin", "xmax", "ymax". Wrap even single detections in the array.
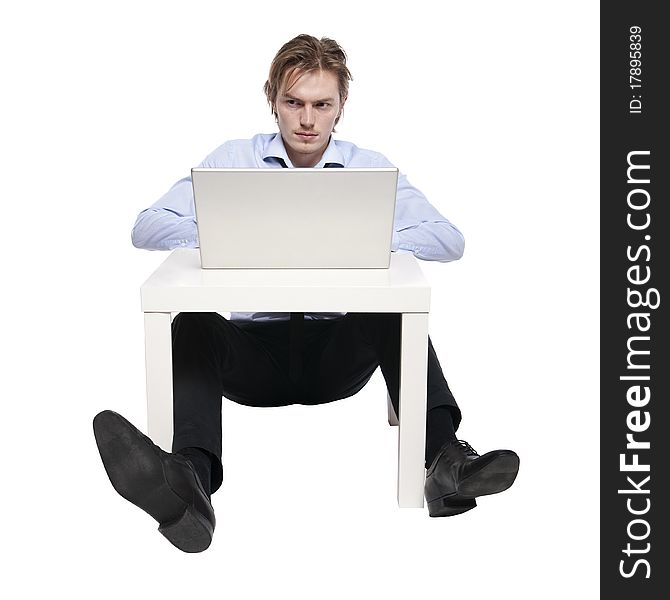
[{"xmin": 192, "ymin": 168, "xmax": 398, "ymax": 269}]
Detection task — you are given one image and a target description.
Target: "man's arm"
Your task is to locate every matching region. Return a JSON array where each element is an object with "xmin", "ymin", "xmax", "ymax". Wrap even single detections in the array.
[
  {"xmin": 131, "ymin": 141, "xmax": 239, "ymax": 250},
  {"xmin": 377, "ymin": 155, "xmax": 465, "ymax": 262},
  {"xmin": 392, "ymin": 173, "xmax": 465, "ymax": 262},
  {"xmin": 131, "ymin": 176, "xmax": 198, "ymax": 251}
]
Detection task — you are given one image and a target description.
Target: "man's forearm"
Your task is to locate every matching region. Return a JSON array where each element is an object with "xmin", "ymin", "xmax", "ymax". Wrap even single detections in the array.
[
  {"xmin": 131, "ymin": 209, "xmax": 198, "ymax": 250},
  {"xmin": 132, "ymin": 174, "xmax": 199, "ymax": 250},
  {"xmin": 395, "ymin": 222, "xmax": 465, "ymax": 262}
]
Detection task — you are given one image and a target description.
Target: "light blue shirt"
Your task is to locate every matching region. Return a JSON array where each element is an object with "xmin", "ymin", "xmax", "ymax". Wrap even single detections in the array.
[{"xmin": 132, "ymin": 133, "xmax": 465, "ymax": 321}]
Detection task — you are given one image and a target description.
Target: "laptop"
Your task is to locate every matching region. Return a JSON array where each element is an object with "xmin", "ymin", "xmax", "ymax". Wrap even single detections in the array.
[{"xmin": 192, "ymin": 168, "xmax": 398, "ymax": 269}]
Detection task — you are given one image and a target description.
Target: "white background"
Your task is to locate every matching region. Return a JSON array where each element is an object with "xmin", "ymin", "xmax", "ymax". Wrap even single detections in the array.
[{"xmin": 1, "ymin": 1, "xmax": 599, "ymax": 598}]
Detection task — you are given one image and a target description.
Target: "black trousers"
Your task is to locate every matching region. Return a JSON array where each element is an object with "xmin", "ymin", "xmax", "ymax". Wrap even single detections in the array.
[{"xmin": 171, "ymin": 312, "xmax": 460, "ymax": 494}]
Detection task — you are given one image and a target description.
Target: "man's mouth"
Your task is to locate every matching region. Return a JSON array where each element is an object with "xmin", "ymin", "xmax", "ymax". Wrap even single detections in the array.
[{"xmin": 295, "ymin": 132, "xmax": 318, "ymax": 139}]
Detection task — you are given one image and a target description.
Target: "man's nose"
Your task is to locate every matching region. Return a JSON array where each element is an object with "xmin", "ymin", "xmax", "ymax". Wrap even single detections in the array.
[{"xmin": 300, "ymin": 105, "xmax": 315, "ymax": 127}]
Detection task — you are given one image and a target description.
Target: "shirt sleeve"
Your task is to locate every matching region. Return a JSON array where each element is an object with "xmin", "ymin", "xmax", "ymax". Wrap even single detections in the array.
[
  {"xmin": 131, "ymin": 145, "xmax": 234, "ymax": 251},
  {"xmin": 131, "ymin": 176, "xmax": 199, "ymax": 250},
  {"xmin": 376, "ymin": 154, "xmax": 465, "ymax": 263}
]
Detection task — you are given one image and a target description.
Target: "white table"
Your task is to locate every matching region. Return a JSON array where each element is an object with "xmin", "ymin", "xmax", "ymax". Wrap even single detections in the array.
[{"xmin": 140, "ymin": 249, "xmax": 431, "ymax": 507}]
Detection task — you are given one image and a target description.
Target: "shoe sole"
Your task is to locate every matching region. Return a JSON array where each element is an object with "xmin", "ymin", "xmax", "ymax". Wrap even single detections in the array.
[
  {"xmin": 427, "ymin": 496, "xmax": 477, "ymax": 517},
  {"xmin": 93, "ymin": 410, "xmax": 213, "ymax": 553},
  {"xmin": 159, "ymin": 505, "xmax": 215, "ymax": 553},
  {"xmin": 458, "ymin": 451, "xmax": 520, "ymax": 498},
  {"xmin": 427, "ymin": 451, "xmax": 520, "ymax": 518}
]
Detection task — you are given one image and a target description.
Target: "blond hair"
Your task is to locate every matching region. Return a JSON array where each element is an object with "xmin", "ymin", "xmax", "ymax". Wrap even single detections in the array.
[{"xmin": 264, "ymin": 34, "xmax": 352, "ymax": 125}]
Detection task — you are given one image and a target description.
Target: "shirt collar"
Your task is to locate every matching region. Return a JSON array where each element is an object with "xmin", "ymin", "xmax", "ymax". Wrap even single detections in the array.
[{"xmin": 262, "ymin": 132, "xmax": 345, "ymax": 168}]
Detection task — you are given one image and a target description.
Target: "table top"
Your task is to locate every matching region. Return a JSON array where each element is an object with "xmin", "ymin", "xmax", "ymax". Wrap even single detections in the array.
[{"xmin": 141, "ymin": 249, "xmax": 430, "ymax": 313}]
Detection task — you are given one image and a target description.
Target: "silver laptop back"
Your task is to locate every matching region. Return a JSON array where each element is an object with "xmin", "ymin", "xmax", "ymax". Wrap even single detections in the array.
[{"xmin": 192, "ymin": 168, "xmax": 398, "ymax": 269}]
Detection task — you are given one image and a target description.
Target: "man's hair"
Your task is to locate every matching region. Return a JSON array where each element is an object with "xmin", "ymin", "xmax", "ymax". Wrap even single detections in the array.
[{"xmin": 264, "ymin": 34, "xmax": 352, "ymax": 126}]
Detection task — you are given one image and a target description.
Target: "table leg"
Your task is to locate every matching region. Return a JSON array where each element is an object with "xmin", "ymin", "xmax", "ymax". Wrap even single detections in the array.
[
  {"xmin": 144, "ymin": 312, "xmax": 173, "ymax": 452},
  {"xmin": 397, "ymin": 312, "xmax": 429, "ymax": 508}
]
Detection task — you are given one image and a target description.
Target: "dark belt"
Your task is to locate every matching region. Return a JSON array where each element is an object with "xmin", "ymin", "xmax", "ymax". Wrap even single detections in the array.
[{"xmin": 289, "ymin": 312, "xmax": 304, "ymax": 384}]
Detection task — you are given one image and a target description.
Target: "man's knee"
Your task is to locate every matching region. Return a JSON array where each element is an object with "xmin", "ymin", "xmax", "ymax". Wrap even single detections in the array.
[
  {"xmin": 173, "ymin": 312, "xmax": 226, "ymax": 329},
  {"xmin": 172, "ymin": 313, "xmax": 229, "ymax": 345},
  {"xmin": 347, "ymin": 312, "xmax": 400, "ymax": 343}
]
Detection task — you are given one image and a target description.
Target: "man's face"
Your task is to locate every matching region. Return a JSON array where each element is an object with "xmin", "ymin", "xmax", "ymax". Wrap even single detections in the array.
[{"xmin": 275, "ymin": 69, "xmax": 345, "ymax": 168}]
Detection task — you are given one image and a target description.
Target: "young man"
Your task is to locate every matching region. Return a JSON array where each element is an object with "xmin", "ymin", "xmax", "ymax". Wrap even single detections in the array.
[{"xmin": 94, "ymin": 34, "xmax": 519, "ymax": 553}]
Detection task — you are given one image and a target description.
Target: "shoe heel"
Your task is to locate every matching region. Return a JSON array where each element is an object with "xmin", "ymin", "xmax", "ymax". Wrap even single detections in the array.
[
  {"xmin": 158, "ymin": 506, "xmax": 214, "ymax": 553},
  {"xmin": 428, "ymin": 496, "xmax": 477, "ymax": 518}
]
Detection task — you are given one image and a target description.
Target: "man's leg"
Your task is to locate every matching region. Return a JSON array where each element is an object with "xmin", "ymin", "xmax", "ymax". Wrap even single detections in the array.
[
  {"xmin": 94, "ymin": 312, "xmax": 296, "ymax": 552},
  {"xmin": 300, "ymin": 313, "xmax": 519, "ymax": 517},
  {"xmin": 171, "ymin": 312, "xmax": 296, "ymax": 496},
  {"xmin": 301, "ymin": 313, "xmax": 461, "ymax": 466}
]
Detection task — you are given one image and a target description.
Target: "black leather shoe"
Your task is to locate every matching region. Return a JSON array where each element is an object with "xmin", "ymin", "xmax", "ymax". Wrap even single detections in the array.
[
  {"xmin": 424, "ymin": 440, "xmax": 519, "ymax": 517},
  {"xmin": 93, "ymin": 410, "xmax": 216, "ymax": 552}
]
